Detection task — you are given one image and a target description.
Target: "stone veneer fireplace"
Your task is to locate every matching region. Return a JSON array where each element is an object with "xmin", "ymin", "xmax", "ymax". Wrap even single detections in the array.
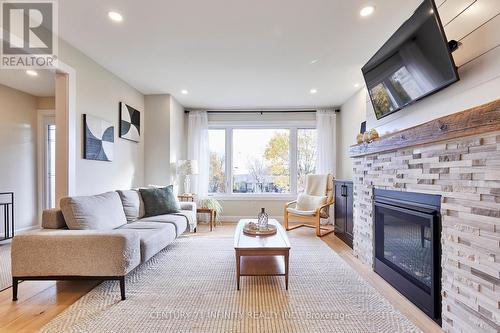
[{"xmin": 349, "ymin": 100, "xmax": 500, "ymax": 333}]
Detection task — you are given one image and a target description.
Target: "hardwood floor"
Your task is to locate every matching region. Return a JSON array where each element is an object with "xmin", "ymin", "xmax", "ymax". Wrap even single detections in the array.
[{"xmin": 0, "ymin": 222, "xmax": 442, "ymax": 333}]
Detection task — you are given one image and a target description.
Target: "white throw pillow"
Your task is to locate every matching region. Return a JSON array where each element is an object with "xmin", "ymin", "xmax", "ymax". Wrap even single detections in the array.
[{"xmin": 296, "ymin": 193, "xmax": 327, "ymax": 211}]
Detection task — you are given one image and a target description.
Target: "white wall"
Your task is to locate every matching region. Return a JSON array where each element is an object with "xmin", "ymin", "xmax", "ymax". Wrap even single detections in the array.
[
  {"xmin": 144, "ymin": 94, "xmax": 186, "ymax": 187},
  {"xmin": 37, "ymin": 97, "xmax": 55, "ymax": 109},
  {"xmin": 144, "ymin": 95, "xmax": 171, "ymax": 185},
  {"xmin": 366, "ymin": 0, "xmax": 500, "ymax": 134},
  {"xmin": 0, "ymin": 84, "xmax": 38, "ymax": 230},
  {"xmin": 169, "ymin": 96, "xmax": 187, "ymax": 182},
  {"xmin": 216, "ymin": 199, "xmax": 288, "ymax": 222},
  {"xmin": 337, "ymin": 89, "xmax": 366, "ymax": 180},
  {"xmin": 58, "ymin": 40, "xmax": 145, "ymax": 195}
]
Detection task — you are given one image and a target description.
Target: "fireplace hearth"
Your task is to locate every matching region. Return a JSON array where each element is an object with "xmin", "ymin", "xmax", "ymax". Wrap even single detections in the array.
[{"xmin": 374, "ymin": 189, "xmax": 441, "ymax": 323}]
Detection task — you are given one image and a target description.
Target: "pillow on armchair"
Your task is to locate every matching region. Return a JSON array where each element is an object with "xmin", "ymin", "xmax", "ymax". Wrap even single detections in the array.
[{"xmin": 296, "ymin": 193, "xmax": 327, "ymax": 211}]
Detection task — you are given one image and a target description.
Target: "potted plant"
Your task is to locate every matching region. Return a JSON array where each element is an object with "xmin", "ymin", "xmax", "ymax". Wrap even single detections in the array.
[{"xmin": 198, "ymin": 198, "xmax": 223, "ymax": 224}]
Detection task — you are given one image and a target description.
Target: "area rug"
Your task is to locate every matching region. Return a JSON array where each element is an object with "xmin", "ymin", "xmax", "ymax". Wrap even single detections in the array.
[
  {"xmin": 39, "ymin": 235, "xmax": 421, "ymax": 333},
  {"xmin": 0, "ymin": 242, "xmax": 11, "ymax": 291}
]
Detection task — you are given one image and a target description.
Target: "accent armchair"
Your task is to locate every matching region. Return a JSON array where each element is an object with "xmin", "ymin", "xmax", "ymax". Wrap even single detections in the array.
[{"xmin": 284, "ymin": 174, "xmax": 335, "ymax": 237}]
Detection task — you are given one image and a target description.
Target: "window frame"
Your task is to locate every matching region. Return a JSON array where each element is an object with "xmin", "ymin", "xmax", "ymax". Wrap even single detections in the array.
[{"xmin": 208, "ymin": 120, "xmax": 316, "ymax": 200}]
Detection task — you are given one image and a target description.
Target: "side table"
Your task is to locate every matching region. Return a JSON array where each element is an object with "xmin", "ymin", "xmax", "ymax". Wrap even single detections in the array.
[
  {"xmin": 196, "ymin": 208, "xmax": 216, "ymax": 232},
  {"xmin": 178, "ymin": 194, "xmax": 216, "ymax": 232},
  {"xmin": 178, "ymin": 194, "xmax": 195, "ymax": 202}
]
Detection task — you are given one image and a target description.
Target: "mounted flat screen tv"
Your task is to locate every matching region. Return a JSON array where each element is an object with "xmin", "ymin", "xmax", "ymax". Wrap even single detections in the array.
[{"xmin": 362, "ymin": 0, "xmax": 459, "ymax": 120}]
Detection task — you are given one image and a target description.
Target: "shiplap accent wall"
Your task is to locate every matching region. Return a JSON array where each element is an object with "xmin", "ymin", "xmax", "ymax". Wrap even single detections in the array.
[{"xmin": 365, "ymin": 0, "xmax": 500, "ymax": 134}]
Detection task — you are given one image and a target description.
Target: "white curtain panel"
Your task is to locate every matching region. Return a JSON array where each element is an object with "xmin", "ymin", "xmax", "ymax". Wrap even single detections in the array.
[
  {"xmin": 316, "ymin": 110, "xmax": 337, "ymax": 174},
  {"xmin": 316, "ymin": 109, "xmax": 337, "ymax": 225},
  {"xmin": 187, "ymin": 111, "xmax": 209, "ymax": 198}
]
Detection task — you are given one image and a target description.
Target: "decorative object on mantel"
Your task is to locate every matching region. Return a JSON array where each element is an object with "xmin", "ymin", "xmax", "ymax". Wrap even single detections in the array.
[
  {"xmin": 369, "ymin": 128, "xmax": 379, "ymax": 141},
  {"xmin": 177, "ymin": 160, "xmax": 199, "ymax": 195},
  {"xmin": 362, "ymin": 131, "xmax": 371, "ymax": 143},
  {"xmin": 0, "ymin": 192, "xmax": 14, "ymax": 240},
  {"xmin": 360, "ymin": 128, "xmax": 380, "ymax": 144},
  {"xmin": 83, "ymin": 114, "xmax": 114, "ymax": 162},
  {"xmin": 119, "ymin": 102, "xmax": 141, "ymax": 143},
  {"xmin": 356, "ymin": 133, "xmax": 364, "ymax": 144},
  {"xmin": 349, "ymin": 98, "xmax": 500, "ymax": 157},
  {"xmin": 243, "ymin": 220, "xmax": 277, "ymax": 236},
  {"xmin": 357, "ymin": 121, "xmax": 367, "ymax": 144},
  {"xmin": 360, "ymin": 121, "xmax": 366, "ymax": 134}
]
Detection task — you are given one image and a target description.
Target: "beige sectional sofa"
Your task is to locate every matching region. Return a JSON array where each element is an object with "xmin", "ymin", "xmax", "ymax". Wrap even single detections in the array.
[{"xmin": 11, "ymin": 190, "xmax": 196, "ymax": 301}]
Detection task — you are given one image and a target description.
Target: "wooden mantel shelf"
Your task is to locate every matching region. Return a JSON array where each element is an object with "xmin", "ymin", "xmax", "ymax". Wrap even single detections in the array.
[{"xmin": 349, "ymin": 99, "xmax": 500, "ymax": 157}]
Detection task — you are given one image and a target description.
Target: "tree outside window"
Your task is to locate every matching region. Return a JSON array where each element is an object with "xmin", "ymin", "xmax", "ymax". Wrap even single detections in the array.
[
  {"xmin": 233, "ymin": 129, "xmax": 290, "ymax": 193},
  {"xmin": 208, "ymin": 127, "xmax": 317, "ymax": 195}
]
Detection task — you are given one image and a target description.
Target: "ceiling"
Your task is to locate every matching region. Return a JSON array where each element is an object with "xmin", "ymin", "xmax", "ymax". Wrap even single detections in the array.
[
  {"xmin": 0, "ymin": 70, "xmax": 55, "ymax": 97},
  {"xmin": 56, "ymin": 0, "xmax": 423, "ymax": 108}
]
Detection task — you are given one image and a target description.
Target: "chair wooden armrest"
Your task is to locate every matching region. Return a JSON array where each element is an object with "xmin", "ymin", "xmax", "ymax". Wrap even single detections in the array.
[
  {"xmin": 285, "ymin": 200, "xmax": 297, "ymax": 208},
  {"xmin": 315, "ymin": 200, "xmax": 335, "ymax": 214},
  {"xmin": 320, "ymin": 200, "xmax": 334, "ymax": 209}
]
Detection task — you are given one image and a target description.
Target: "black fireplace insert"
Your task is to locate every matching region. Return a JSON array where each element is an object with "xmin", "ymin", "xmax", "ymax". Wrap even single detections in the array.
[{"xmin": 374, "ymin": 189, "xmax": 441, "ymax": 323}]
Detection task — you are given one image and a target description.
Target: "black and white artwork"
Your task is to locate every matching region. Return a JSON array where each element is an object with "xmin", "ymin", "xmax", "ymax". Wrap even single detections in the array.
[
  {"xmin": 119, "ymin": 102, "xmax": 141, "ymax": 142},
  {"xmin": 83, "ymin": 114, "xmax": 114, "ymax": 162}
]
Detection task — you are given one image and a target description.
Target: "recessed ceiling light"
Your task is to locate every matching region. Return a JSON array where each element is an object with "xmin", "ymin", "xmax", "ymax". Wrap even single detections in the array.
[
  {"xmin": 360, "ymin": 6, "xmax": 375, "ymax": 17},
  {"xmin": 309, "ymin": 59, "xmax": 319, "ymax": 65},
  {"xmin": 108, "ymin": 11, "xmax": 123, "ymax": 22},
  {"xmin": 310, "ymin": 88, "xmax": 318, "ymax": 94},
  {"xmin": 354, "ymin": 83, "xmax": 360, "ymax": 88},
  {"xmin": 181, "ymin": 89, "xmax": 189, "ymax": 95},
  {"xmin": 26, "ymin": 70, "xmax": 38, "ymax": 76}
]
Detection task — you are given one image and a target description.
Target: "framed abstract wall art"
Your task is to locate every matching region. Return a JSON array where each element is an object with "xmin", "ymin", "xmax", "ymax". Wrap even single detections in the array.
[
  {"xmin": 83, "ymin": 114, "xmax": 114, "ymax": 162},
  {"xmin": 119, "ymin": 102, "xmax": 141, "ymax": 142}
]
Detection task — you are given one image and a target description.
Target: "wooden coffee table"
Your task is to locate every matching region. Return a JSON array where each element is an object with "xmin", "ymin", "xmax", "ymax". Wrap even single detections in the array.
[{"xmin": 234, "ymin": 219, "xmax": 291, "ymax": 290}]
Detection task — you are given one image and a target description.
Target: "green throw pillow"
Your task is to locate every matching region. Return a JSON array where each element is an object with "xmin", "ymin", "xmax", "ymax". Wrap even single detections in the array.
[{"xmin": 139, "ymin": 185, "xmax": 180, "ymax": 217}]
